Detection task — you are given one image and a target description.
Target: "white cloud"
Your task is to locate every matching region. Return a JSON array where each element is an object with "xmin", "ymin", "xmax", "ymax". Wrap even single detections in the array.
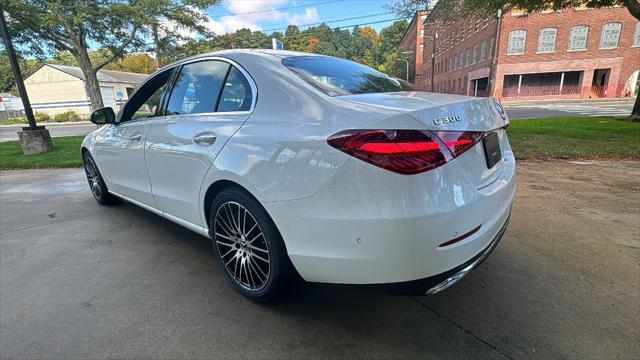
[
  {"xmin": 200, "ymin": 0, "xmax": 321, "ymax": 35},
  {"xmin": 225, "ymin": 0, "xmax": 288, "ymax": 15},
  {"xmin": 284, "ymin": 7, "xmax": 319, "ymax": 26}
]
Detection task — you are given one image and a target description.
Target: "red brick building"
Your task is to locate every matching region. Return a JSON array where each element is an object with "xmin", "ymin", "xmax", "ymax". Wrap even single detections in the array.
[
  {"xmin": 418, "ymin": 4, "xmax": 640, "ymax": 100},
  {"xmin": 398, "ymin": 10, "xmax": 430, "ymax": 88}
]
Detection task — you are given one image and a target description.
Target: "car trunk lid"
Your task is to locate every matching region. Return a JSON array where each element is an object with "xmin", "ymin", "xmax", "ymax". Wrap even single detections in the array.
[{"xmin": 335, "ymin": 92, "xmax": 510, "ymax": 188}]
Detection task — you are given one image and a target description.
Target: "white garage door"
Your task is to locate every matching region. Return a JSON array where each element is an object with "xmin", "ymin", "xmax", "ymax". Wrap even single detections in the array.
[{"xmin": 100, "ymin": 86, "xmax": 116, "ymax": 109}]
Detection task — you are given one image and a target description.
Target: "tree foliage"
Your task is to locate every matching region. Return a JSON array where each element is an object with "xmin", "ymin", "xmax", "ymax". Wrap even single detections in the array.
[
  {"xmin": 2, "ymin": 0, "xmax": 220, "ymax": 110},
  {"xmin": 160, "ymin": 20, "xmax": 411, "ymax": 77},
  {"xmin": 389, "ymin": 0, "xmax": 639, "ymax": 20}
]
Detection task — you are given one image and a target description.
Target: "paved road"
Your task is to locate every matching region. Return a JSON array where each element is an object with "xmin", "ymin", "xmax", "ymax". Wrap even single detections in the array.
[
  {"xmin": 1, "ymin": 162, "xmax": 638, "ymax": 359},
  {"xmin": 504, "ymin": 99, "xmax": 635, "ymax": 119},
  {"xmin": 0, "ymin": 122, "xmax": 98, "ymax": 142}
]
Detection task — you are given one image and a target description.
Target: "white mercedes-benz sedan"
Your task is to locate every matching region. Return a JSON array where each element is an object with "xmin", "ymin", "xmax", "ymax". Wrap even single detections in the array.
[{"xmin": 82, "ymin": 49, "xmax": 515, "ymax": 301}]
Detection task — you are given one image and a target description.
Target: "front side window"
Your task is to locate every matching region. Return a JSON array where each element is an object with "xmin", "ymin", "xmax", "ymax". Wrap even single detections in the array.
[
  {"xmin": 538, "ymin": 27, "xmax": 557, "ymax": 53},
  {"xmin": 217, "ymin": 67, "xmax": 253, "ymax": 112},
  {"xmin": 166, "ymin": 61, "xmax": 230, "ymax": 115},
  {"xmin": 121, "ymin": 69, "xmax": 172, "ymax": 122},
  {"xmin": 634, "ymin": 22, "xmax": 640, "ymax": 47},
  {"xmin": 600, "ymin": 22, "xmax": 622, "ymax": 49},
  {"xmin": 568, "ymin": 25, "xmax": 589, "ymax": 51},
  {"xmin": 283, "ymin": 56, "xmax": 403, "ymax": 96},
  {"xmin": 480, "ymin": 39, "xmax": 487, "ymax": 60},
  {"xmin": 508, "ymin": 29, "xmax": 527, "ymax": 54}
]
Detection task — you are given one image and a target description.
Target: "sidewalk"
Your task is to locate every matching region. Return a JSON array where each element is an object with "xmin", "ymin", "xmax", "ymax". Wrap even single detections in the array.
[
  {"xmin": 502, "ymin": 97, "xmax": 635, "ymax": 106},
  {"xmin": 0, "ymin": 121, "xmax": 94, "ymax": 128}
]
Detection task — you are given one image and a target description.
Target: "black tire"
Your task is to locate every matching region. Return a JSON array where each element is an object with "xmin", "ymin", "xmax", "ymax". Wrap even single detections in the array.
[
  {"xmin": 83, "ymin": 152, "xmax": 118, "ymax": 205},
  {"xmin": 209, "ymin": 187, "xmax": 290, "ymax": 302}
]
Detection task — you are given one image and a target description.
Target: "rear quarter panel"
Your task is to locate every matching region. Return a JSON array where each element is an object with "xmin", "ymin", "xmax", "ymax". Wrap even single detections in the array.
[{"xmin": 199, "ymin": 52, "xmax": 424, "ymax": 225}]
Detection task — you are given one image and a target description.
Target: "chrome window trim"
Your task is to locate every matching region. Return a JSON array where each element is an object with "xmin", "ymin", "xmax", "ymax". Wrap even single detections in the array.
[
  {"xmin": 119, "ymin": 55, "xmax": 258, "ymax": 123},
  {"xmin": 166, "ymin": 56, "xmax": 258, "ymax": 113}
]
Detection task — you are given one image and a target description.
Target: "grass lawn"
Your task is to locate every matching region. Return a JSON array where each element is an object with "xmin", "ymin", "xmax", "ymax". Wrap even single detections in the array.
[
  {"xmin": 0, "ymin": 116, "xmax": 637, "ymax": 170},
  {"xmin": 507, "ymin": 116, "xmax": 639, "ymax": 160},
  {"xmin": 0, "ymin": 135, "xmax": 84, "ymax": 169}
]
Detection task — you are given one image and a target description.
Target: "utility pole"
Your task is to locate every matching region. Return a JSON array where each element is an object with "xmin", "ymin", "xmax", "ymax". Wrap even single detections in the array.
[
  {"xmin": 0, "ymin": 8, "xmax": 36, "ymax": 130},
  {"xmin": 0, "ymin": 7, "xmax": 52, "ymax": 155}
]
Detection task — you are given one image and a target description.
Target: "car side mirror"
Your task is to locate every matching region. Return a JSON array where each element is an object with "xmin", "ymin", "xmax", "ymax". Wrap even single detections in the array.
[{"xmin": 90, "ymin": 107, "xmax": 115, "ymax": 125}]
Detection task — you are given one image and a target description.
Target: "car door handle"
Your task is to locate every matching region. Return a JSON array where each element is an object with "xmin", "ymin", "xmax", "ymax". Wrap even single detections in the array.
[
  {"xmin": 193, "ymin": 132, "xmax": 217, "ymax": 146},
  {"xmin": 128, "ymin": 134, "xmax": 142, "ymax": 142}
]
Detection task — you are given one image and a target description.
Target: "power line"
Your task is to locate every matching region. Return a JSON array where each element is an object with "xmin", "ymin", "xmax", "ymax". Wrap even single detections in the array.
[
  {"xmin": 273, "ymin": 17, "xmax": 407, "ymax": 39},
  {"xmin": 209, "ymin": 0, "xmax": 345, "ymax": 19},
  {"xmin": 261, "ymin": 12, "xmax": 393, "ymax": 33}
]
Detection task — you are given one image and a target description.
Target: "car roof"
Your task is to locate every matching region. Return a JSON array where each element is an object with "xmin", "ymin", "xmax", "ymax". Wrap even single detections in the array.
[{"xmin": 157, "ymin": 49, "xmax": 328, "ymax": 72}]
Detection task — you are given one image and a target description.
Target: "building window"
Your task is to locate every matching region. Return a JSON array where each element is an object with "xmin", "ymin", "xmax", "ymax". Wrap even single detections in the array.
[
  {"xmin": 507, "ymin": 30, "xmax": 526, "ymax": 54},
  {"xmin": 489, "ymin": 36, "xmax": 495, "ymax": 59},
  {"xmin": 537, "ymin": 27, "xmax": 557, "ymax": 53},
  {"xmin": 568, "ymin": 25, "xmax": 589, "ymax": 51},
  {"xmin": 420, "ymin": 29, "xmax": 424, "ymax": 37},
  {"xmin": 459, "ymin": 51, "xmax": 464, "ymax": 66},
  {"xmin": 480, "ymin": 40, "xmax": 487, "ymax": 61},
  {"xmin": 465, "ymin": 48, "xmax": 470, "ymax": 66},
  {"xmin": 419, "ymin": 44, "xmax": 424, "ymax": 52},
  {"xmin": 600, "ymin": 23, "xmax": 622, "ymax": 49},
  {"xmin": 472, "ymin": 44, "xmax": 478, "ymax": 64},
  {"xmin": 634, "ymin": 22, "xmax": 640, "ymax": 47},
  {"xmin": 454, "ymin": 53, "xmax": 458, "ymax": 69}
]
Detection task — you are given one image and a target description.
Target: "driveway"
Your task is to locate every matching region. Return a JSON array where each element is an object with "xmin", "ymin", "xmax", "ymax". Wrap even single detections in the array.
[{"xmin": 1, "ymin": 161, "xmax": 638, "ymax": 359}]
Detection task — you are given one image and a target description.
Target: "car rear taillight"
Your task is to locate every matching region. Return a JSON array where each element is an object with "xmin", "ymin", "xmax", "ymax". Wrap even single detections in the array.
[{"xmin": 327, "ymin": 129, "xmax": 484, "ymax": 175}]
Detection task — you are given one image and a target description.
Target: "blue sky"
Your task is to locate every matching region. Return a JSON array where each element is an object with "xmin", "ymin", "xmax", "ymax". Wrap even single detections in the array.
[{"xmin": 201, "ymin": 0, "xmax": 407, "ymax": 35}]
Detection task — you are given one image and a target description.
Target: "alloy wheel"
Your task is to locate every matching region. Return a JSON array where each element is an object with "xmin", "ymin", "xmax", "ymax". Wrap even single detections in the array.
[
  {"xmin": 84, "ymin": 156, "xmax": 102, "ymax": 199},
  {"xmin": 213, "ymin": 201, "xmax": 271, "ymax": 291}
]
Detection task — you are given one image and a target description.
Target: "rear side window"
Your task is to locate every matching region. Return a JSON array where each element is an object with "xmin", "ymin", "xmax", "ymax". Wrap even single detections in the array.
[
  {"xmin": 282, "ymin": 56, "xmax": 403, "ymax": 96},
  {"xmin": 166, "ymin": 61, "xmax": 230, "ymax": 115},
  {"xmin": 217, "ymin": 67, "xmax": 253, "ymax": 112}
]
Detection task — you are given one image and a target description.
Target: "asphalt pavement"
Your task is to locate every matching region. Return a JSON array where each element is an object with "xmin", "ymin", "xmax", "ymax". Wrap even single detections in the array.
[
  {"xmin": 1, "ymin": 161, "xmax": 638, "ymax": 359},
  {"xmin": 0, "ymin": 122, "xmax": 98, "ymax": 142}
]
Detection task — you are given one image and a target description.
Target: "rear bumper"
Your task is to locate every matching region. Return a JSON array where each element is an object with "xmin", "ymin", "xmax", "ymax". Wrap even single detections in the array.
[
  {"xmin": 359, "ymin": 212, "xmax": 510, "ymax": 295},
  {"xmin": 263, "ymin": 144, "xmax": 516, "ymax": 285}
]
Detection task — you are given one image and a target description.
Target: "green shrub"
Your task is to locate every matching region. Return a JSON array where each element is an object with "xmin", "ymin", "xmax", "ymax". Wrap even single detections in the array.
[
  {"xmin": 53, "ymin": 110, "xmax": 82, "ymax": 122},
  {"xmin": 34, "ymin": 112, "xmax": 51, "ymax": 122},
  {"xmin": 3, "ymin": 117, "xmax": 27, "ymax": 125}
]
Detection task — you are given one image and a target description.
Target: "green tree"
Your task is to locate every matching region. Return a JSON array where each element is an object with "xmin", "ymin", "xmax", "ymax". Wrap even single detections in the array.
[
  {"xmin": 104, "ymin": 53, "xmax": 158, "ymax": 74},
  {"xmin": 383, "ymin": 47, "xmax": 413, "ymax": 80},
  {"xmin": 284, "ymin": 25, "xmax": 305, "ymax": 51},
  {"xmin": 378, "ymin": 20, "xmax": 408, "ymax": 62},
  {"xmin": 0, "ymin": 48, "xmax": 40, "ymax": 93},
  {"xmin": 2, "ymin": 0, "xmax": 220, "ymax": 111}
]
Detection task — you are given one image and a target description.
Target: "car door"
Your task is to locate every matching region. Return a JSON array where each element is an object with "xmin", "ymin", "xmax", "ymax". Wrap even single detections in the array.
[
  {"xmin": 96, "ymin": 69, "xmax": 174, "ymax": 208},
  {"xmin": 145, "ymin": 59, "xmax": 255, "ymax": 226}
]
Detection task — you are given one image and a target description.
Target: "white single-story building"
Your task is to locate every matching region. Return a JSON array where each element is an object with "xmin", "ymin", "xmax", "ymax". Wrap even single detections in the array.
[{"xmin": 24, "ymin": 64, "xmax": 148, "ymax": 116}]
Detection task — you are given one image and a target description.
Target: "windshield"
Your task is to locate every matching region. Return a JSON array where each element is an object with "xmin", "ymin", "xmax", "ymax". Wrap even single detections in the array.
[{"xmin": 282, "ymin": 56, "xmax": 405, "ymax": 96}]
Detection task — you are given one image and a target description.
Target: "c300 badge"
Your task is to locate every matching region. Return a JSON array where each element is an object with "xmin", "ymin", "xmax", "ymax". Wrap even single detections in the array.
[{"xmin": 433, "ymin": 115, "xmax": 462, "ymax": 125}]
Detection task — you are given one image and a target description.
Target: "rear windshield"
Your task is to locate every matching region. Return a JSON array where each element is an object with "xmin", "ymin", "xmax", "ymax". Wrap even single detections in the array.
[{"xmin": 282, "ymin": 56, "xmax": 405, "ymax": 96}]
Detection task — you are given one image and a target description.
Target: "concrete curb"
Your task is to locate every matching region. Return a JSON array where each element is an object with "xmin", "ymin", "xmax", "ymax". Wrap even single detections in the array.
[{"xmin": 0, "ymin": 121, "xmax": 95, "ymax": 128}]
